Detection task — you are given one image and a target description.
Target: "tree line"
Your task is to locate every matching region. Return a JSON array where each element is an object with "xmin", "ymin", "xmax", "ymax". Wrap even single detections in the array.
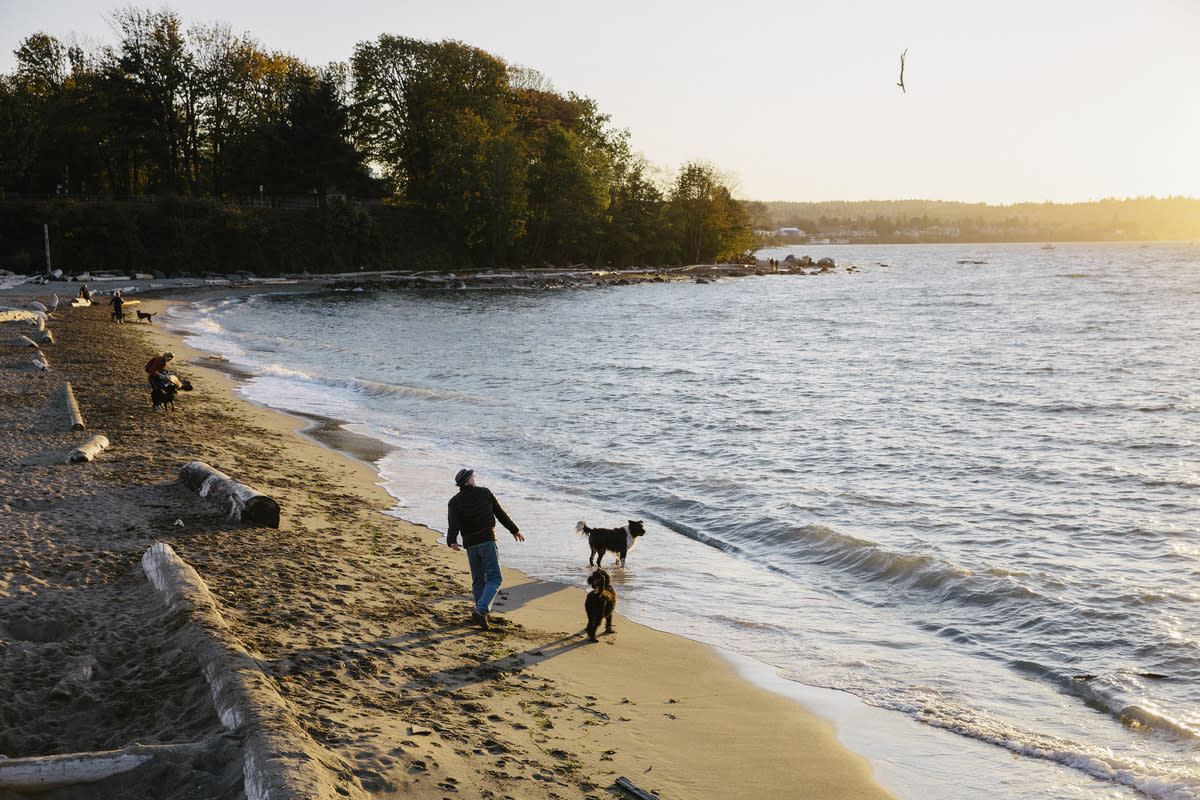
[
  {"xmin": 756, "ymin": 197, "xmax": 1200, "ymax": 243},
  {"xmin": 0, "ymin": 9, "xmax": 754, "ymax": 272}
]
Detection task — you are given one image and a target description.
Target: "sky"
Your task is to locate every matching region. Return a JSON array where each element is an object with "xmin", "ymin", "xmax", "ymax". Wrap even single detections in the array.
[{"xmin": 1, "ymin": 0, "xmax": 1197, "ymax": 205}]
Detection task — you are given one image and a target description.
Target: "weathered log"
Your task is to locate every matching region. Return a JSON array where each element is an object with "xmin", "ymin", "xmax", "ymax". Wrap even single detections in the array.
[
  {"xmin": 33, "ymin": 329, "xmax": 54, "ymax": 345},
  {"xmin": 17, "ymin": 334, "xmax": 39, "ymax": 348},
  {"xmin": 0, "ymin": 743, "xmax": 202, "ymax": 793},
  {"xmin": 63, "ymin": 382, "xmax": 85, "ymax": 430},
  {"xmin": 67, "ymin": 435, "xmax": 109, "ymax": 463},
  {"xmin": 0, "ymin": 307, "xmax": 45, "ymax": 323},
  {"xmin": 615, "ymin": 777, "xmax": 663, "ymax": 800},
  {"xmin": 32, "ymin": 353, "xmax": 49, "ymax": 370},
  {"xmin": 177, "ymin": 460, "xmax": 280, "ymax": 528}
]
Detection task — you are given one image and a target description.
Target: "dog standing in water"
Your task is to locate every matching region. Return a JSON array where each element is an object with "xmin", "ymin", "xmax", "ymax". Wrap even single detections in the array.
[
  {"xmin": 584, "ymin": 568, "xmax": 617, "ymax": 641},
  {"xmin": 576, "ymin": 519, "xmax": 646, "ymax": 567}
]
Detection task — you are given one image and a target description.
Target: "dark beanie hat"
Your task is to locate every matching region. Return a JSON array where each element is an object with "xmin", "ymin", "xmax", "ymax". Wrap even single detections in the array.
[{"xmin": 455, "ymin": 468, "xmax": 474, "ymax": 486}]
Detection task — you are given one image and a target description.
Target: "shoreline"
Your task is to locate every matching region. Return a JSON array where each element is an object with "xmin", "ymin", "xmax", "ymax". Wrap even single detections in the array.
[{"xmin": 1, "ymin": 284, "xmax": 901, "ymax": 799}]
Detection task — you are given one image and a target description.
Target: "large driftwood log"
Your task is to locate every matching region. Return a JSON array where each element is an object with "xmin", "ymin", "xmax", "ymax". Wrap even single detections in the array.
[
  {"xmin": 177, "ymin": 460, "xmax": 280, "ymax": 528},
  {"xmin": 63, "ymin": 382, "xmax": 85, "ymax": 430},
  {"xmin": 0, "ymin": 307, "xmax": 46, "ymax": 324},
  {"xmin": 67, "ymin": 435, "xmax": 109, "ymax": 463},
  {"xmin": 0, "ymin": 743, "xmax": 202, "ymax": 793}
]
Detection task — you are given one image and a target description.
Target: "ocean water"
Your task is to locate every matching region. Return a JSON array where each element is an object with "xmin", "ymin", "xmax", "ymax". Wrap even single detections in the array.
[{"xmin": 163, "ymin": 243, "xmax": 1200, "ymax": 800}]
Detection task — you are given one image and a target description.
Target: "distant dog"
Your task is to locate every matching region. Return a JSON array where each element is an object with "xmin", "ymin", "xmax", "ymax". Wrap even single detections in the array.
[
  {"xmin": 136, "ymin": 310, "xmax": 157, "ymax": 323},
  {"xmin": 576, "ymin": 519, "xmax": 646, "ymax": 567},
  {"xmin": 584, "ymin": 568, "xmax": 616, "ymax": 642}
]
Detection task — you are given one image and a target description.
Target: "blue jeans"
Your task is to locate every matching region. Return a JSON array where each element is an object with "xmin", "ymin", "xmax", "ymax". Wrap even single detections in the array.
[{"xmin": 466, "ymin": 540, "xmax": 502, "ymax": 614}]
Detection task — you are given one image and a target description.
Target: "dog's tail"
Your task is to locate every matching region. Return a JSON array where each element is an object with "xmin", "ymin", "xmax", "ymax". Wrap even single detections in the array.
[{"xmin": 575, "ymin": 520, "xmax": 588, "ymax": 536}]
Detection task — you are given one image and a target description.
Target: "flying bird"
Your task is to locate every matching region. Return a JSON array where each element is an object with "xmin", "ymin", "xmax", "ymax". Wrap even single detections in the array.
[{"xmin": 897, "ymin": 48, "xmax": 908, "ymax": 93}]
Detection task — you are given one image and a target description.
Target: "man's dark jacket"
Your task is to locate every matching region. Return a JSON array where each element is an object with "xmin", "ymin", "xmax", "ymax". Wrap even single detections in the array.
[{"xmin": 447, "ymin": 485, "xmax": 519, "ymax": 548}]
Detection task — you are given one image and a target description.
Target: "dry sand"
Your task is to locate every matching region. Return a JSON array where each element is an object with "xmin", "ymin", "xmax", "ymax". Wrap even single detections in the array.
[{"xmin": 0, "ymin": 286, "xmax": 899, "ymax": 800}]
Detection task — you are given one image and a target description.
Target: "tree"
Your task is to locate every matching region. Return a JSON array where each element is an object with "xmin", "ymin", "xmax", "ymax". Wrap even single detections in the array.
[
  {"xmin": 669, "ymin": 162, "xmax": 753, "ymax": 263},
  {"xmin": 601, "ymin": 154, "xmax": 667, "ymax": 267},
  {"xmin": 0, "ymin": 77, "xmax": 40, "ymax": 190},
  {"xmin": 191, "ymin": 23, "xmax": 265, "ymax": 195},
  {"xmin": 524, "ymin": 123, "xmax": 608, "ymax": 264},
  {"xmin": 352, "ymin": 35, "xmax": 527, "ymax": 260},
  {"xmin": 215, "ymin": 48, "xmax": 316, "ymax": 198},
  {"xmin": 266, "ymin": 70, "xmax": 371, "ymax": 206},
  {"xmin": 110, "ymin": 8, "xmax": 196, "ymax": 192}
]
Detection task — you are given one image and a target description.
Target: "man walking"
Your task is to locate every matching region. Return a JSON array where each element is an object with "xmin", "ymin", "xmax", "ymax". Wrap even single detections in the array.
[{"xmin": 447, "ymin": 468, "xmax": 524, "ymax": 629}]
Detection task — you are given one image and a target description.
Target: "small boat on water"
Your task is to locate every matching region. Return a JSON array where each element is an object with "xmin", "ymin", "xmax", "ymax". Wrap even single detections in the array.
[{"xmin": 1041, "ymin": 243, "xmax": 1056, "ymax": 250}]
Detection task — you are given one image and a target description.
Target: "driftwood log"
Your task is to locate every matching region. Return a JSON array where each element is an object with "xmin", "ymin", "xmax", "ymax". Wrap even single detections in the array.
[
  {"xmin": 177, "ymin": 460, "xmax": 280, "ymax": 528},
  {"xmin": 0, "ymin": 744, "xmax": 202, "ymax": 793},
  {"xmin": 615, "ymin": 777, "xmax": 663, "ymax": 800},
  {"xmin": 63, "ymin": 382, "xmax": 85, "ymax": 430},
  {"xmin": 67, "ymin": 435, "xmax": 109, "ymax": 463}
]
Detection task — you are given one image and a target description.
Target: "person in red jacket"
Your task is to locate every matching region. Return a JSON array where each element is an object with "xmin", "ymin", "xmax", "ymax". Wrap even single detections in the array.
[
  {"xmin": 145, "ymin": 351, "xmax": 174, "ymax": 410},
  {"xmin": 447, "ymin": 468, "xmax": 525, "ymax": 629}
]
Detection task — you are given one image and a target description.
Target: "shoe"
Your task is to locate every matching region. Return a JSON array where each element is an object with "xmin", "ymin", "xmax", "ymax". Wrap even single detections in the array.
[
  {"xmin": 471, "ymin": 609, "xmax": 490, "ymax": 630},
  {"xmin": 153, "ymin": 404, "xmax": 164, "ymax": 410}
]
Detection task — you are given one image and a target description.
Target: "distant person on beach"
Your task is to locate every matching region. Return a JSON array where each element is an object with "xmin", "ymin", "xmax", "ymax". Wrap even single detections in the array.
[
  {"xmin": 109, "ymin": 290, "xmax": 124, "ymax": 322},
  {"xmin": 78, "ymin": 283, "xmax": 91, "ymax": 302},
  {"xmin": 145, "ymin": 351, "xmax": 174, "ymax": 410},
  {"xmin": 447, "ymin": 468, "xmax": 524, "ymax": 630}
]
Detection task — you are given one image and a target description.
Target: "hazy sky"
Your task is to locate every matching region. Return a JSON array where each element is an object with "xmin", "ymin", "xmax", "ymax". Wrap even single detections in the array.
[{"xmin": 2, "ymin": 0, "xmax": 1197, "ymax": 204}]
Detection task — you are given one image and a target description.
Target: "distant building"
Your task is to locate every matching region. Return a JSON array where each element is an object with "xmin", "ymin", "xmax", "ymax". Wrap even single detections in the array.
[{"xmin": 776, "ymin": 227, "xmax": 805, "ymax": 239}]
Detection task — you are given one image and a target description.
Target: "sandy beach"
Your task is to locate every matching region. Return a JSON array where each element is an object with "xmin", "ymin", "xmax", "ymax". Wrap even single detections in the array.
[{"xmin": 0, "ymin": 282, "xmax": 899, "ymax": 799}]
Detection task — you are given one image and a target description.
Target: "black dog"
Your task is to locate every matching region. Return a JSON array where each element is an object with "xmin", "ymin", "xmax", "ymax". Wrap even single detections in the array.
[
  {"xmin": 584, "ymin": 568, "xmax": 616, "ymax": 642},
  {"xmin": 136, "ymin": 310, "xmax": 157, "ymax": 323},
  {"xmin": 150, "ymin": 373, "xmax": 193, "ymax": 411},
  {"xmin": 576, "ymin": 519, "xmax": 646, "ymax": 567}
]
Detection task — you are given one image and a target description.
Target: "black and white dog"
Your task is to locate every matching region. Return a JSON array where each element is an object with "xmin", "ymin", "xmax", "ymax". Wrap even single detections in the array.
[
  {"xmin": 576, "ymin": 519, "xmax": 645, "ymax": 567},
  {"xmin": 584, "ymin": 568, "xmax": 616, "ymax": 642}
]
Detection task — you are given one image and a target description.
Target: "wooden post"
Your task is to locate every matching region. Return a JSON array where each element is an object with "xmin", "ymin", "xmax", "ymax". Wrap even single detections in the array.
[
  {"xmin": 44, "ymin": 223, "xmax": 51, "ymax": 276},
  {"xmin": 177, "ymin": 460, "xmax": 281, "ymax": 528},
  {"xmin": 63, "ymin": 382, "xmax": 85, "ymax": 430}
]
